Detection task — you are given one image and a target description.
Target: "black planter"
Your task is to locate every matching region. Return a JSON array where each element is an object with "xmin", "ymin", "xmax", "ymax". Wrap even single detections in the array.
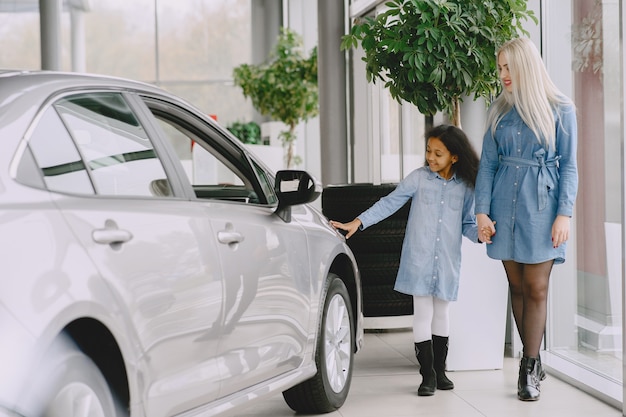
[{"xmin": 322, "ymin": 183, "xmax": 413, "ymax": 317}]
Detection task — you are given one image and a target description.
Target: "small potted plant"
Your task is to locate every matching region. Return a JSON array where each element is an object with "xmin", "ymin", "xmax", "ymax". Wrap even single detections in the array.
[
  {"xmin": 226, "ymin": 121, "xmax": 262, "ymax": 145},
  {"xmin": 233, "ymin": 27, "xmax": 318, "ymax": 168}
]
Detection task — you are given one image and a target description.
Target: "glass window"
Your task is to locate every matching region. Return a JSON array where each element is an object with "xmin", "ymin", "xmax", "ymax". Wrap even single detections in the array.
[
  {"xmin": 401, "ymin": 102, "xmax": 426, "ymax": 178},
  {"xmin": 146, "ymin": 102, "xmax": 266, "ymax": 205},
  {"xmin": 27, "ymin": 107, "xmax": 95, "ymax": 194},
  {"xmin": 351, "ymin": 6, "xmax": 427, "ymax": 185},
  {"xmin": 0, "ymin": 8, "xmax": 40, "ymax": 70},
  {"xmin": 544, "ymin": 0, "xmax": 623, "ymax": 405},
  {"xmin": 379, "ymin": 89, "xmax": 402, "ymax": 182},
  {"xmin": 0, "ymin": 0, "xmax": 255, "ymax": 126},
  {"xmin": 151, "ymin": 0, "xmax": 255, "ymax": 125},
  {"xmin": 55, "ymin": 93, "xmax": 169, "ymax": 197},
  {"xmin": 251, "ymin": 159, "xmax": 278, "ymax": 205},
  {"xmin": 380, "ymin": 96, "xmax": 426, "ymax": 182}
]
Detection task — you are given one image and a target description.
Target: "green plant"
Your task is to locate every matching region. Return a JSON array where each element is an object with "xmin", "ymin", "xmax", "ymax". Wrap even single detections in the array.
[
  {"xmin": 233, "ymin": 27, "xmax": 318, "ymax": 168},
  {"xmin": 226, "ymin": 121, "xmax": 262, "ymax": 145},
  {"xmin": 341, "ymin": 0, "xmax": 537, "ymax": 126}
]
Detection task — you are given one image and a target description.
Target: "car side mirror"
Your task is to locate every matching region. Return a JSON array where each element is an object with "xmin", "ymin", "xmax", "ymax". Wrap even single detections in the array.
[{"xmin": 274, "ymin": 170, "xmax": 321, "ymax": 222}]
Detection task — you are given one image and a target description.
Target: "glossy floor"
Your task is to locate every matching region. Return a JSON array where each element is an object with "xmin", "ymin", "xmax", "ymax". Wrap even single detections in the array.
[{"xmin": 232, "ymin": 329, "xmax": 622, "ymax": 417}]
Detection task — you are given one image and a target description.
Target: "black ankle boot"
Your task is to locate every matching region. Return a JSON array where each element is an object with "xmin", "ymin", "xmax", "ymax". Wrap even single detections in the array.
[
  {"xmin": 537, "ymin": 355, "xmax": 546, "ymax": 381},
  {"xmin": 517, "ymin": 356, "xmax": 540, "ymax": 401},
  {"xmin": 432, "ymin": 335, "xmax": 454, "ymax": 390},
  {"xmin": 414, "ymin": 341, "xmax": 437, "ymax": 396}
]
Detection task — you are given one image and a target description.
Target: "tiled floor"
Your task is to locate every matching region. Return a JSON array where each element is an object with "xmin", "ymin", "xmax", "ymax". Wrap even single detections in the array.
[{"xmin": 232, "ymin": 329, "xmax": 622, "ymax": 417}]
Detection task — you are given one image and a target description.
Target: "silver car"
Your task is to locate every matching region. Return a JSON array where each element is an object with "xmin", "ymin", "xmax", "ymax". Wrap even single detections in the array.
[{"xmin": 0, "ymin": 70, "xmax": 363, "ymax": 417}]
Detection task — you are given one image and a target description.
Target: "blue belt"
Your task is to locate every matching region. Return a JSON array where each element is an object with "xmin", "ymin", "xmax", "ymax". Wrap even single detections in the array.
[{"xmin": 499, "ymin": 149, "xmax": 560, "ymax": 211}]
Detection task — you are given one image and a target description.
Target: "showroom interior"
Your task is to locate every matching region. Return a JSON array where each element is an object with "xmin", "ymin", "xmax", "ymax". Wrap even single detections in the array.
[{"xmin": 1, "ymin": 0, "xmax": 625, "ymax": 413}]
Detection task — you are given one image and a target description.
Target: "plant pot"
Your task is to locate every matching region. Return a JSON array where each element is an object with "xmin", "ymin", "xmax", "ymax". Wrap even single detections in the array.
[{"xmin": 446, "ymin": 238, "xmax": 509, "ymax": 370}]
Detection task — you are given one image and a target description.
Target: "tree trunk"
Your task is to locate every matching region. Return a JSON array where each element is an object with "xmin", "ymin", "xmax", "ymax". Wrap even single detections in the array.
[
  {"xmin": 285, "ymin": 124, "xmax": 296, "ymax": 169},
  {"xmin": 449, "ymin": 98, "xmax": 462, "ymax": 128}
]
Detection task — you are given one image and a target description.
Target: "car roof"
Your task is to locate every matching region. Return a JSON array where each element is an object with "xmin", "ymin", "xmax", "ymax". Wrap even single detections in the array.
[
  {"xmin": 0, "ymin": 69, "xmax": 167, "ymax": 100},
  {"xmin": 0, "ymin": 70, "xmax": 226, "ymax": 170}
]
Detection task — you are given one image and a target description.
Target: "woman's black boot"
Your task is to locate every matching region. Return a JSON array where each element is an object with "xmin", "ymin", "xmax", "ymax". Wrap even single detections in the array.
[
  {"xmin": 432, "ymin": 335, "xmax": 454, "ymax": 390},
  {"xmin": 517, "ymin": 356, "xmax": 541, "ymax": 401},
  {"xmin": 537, "ymin": 355, "xmax": 546, "ymax": 381},
  {"xmin": 414, "ymin": 341, "xmax": 437, "ymax": 396}
]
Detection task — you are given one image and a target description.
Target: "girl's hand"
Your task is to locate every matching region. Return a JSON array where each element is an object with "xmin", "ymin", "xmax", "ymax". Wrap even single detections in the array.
[
  {"xmin": 552, "ymin": 215, "xmax": 570, "ymax": 248},
  {"xmin": 329, "ymin": 218, "xmax": 362, "ymax": 239},
  {"xmin": 477, "ymin": 213, "xmax": 496, "ymax": 244}
]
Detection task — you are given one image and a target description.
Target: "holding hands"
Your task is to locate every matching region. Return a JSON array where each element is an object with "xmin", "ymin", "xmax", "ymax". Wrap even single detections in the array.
[
  {"xmin": 476, "ymin": 214, "xmax": 570, "ymax": 247},
  {"xmin": 329, "ymin": 218, "xmax": 362, "ymax": 239},
  {"xmin": 476, "ymin": 213, "xmax": 496, "ymax": 244}
]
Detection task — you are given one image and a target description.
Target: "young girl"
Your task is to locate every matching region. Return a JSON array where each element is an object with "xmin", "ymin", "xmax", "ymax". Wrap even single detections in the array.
[{"xmin": 330, "ymin": 124, "xmax": 481, "ymax": 396}]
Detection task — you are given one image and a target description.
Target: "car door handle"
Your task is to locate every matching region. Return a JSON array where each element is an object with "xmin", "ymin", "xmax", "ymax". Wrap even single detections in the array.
[
  {"xmin": 217, "ymin": 223, "xmax": 244, "ymax": 246},
  {"xmin": 92, "ymin": 220, "xmax": 133, "ymax": 246},
  {"xmin": 217, "ymin": 230, "xmax": 244, "ymax": 244}
]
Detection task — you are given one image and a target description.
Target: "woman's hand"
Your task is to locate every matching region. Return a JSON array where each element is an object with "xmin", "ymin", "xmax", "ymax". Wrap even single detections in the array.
[
  {"xmin": 552, "ymin": 215, "xmax": 570, "ymax": 248},
  {"xmin": 329, "ymin": 218, "xmax": 362, "ymax": 239},
  {"xmin": 477, "ymin": 213, "xmax": 496, "ymax": 244}
]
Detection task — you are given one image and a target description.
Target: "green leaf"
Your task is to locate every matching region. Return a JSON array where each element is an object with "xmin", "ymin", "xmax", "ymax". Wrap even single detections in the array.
[
  {"xmin": 232, "ymin": 27, "xmax": 318, "ymax": 157},
  {"xmin": 342, "ymin": 0, "xmax": 535, "ymax": 124}
]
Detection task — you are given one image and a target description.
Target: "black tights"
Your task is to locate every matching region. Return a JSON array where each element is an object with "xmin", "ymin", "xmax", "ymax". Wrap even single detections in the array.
[{"xmin": 503, "ymin": 260, "xmax": 554, "ymax": 358}]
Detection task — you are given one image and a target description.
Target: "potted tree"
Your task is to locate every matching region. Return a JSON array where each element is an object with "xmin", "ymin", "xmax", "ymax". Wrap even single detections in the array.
[
  {"xmin": 233, "ymin": 27, "xmax": 318, "ymax": 168},
  {"xmin": 340, "ymin": 0, "xmax": 536, "ymax": 126},
  {"xmin": 329, "ymin": 1, "xmax": 537, "ymax": 352}
]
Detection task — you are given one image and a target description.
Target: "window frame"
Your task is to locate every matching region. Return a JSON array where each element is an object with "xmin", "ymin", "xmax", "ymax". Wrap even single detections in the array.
[{"xmin": 137, "ymin": 94, "xmax": 278, "ymax": 207}]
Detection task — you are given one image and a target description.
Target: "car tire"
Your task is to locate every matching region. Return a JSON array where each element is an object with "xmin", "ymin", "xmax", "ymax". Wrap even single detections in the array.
[
  {"xmin": 26, "ymin": 338, "xmax": 124, "ymax": 417},
  {"xmin": 322, "ymin": 183, "xmax": 413, "ymax": 318},
  {"xmin": 282, "ymin": 274, "xmax": 354, "ymax": 413}
]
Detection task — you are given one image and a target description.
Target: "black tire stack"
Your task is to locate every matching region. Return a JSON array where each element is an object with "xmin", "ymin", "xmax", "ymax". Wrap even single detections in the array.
[{"xmin": 322, "ymin": 183, "xmax": 413, "ymax": 317}]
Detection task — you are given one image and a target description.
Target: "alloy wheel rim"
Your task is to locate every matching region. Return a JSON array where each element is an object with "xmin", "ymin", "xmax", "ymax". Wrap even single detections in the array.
[{"xmin": 324, "ymin": 293, "xmax": 351, "ymax": 393}]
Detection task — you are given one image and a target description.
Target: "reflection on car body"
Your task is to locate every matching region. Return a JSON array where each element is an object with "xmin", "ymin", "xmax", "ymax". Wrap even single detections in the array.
[{"xmin": 0, "ymin": 70, "xmax": 362, "ymax": 417}]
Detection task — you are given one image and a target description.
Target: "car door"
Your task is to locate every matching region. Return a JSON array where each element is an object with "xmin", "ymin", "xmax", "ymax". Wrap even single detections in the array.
[
  {"xmin": 25, "ymin": 91, "xmax": 224, "ymax": 417},
  {"xmin": 138, "ymin": 96, "xmax": 314, "ymax": 398}
]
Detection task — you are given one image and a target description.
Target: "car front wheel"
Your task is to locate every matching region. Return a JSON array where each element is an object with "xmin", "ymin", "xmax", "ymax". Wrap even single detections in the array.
[{"xmin": 282, "ymin": 273, "xmax": 354, "ymax": 413}]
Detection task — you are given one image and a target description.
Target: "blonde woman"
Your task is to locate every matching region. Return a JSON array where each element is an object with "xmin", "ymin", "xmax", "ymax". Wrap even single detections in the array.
[{"xmin": 475, "ymin": 37, "xmax": 578, "ymax": 401}]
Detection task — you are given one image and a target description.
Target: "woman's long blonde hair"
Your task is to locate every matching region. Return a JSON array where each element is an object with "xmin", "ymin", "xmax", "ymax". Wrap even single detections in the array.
[{"xmin": 486, "ymin": 37, "xmax": 573, "ymax": 149}]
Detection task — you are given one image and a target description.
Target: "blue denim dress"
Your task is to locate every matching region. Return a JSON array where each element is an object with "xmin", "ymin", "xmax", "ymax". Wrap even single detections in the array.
[
  {"xmin": 358, "ymin": 167, "xmax": 479, "ymax": 301},
  {"xmin": 475, "ymin": 104, "xmax": 578, "ymax": 264}
]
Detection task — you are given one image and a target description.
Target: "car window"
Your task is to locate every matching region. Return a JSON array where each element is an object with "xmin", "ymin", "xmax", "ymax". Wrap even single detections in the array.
[
  {"xmin": 144, "ymin": 100, "xmax": 271, "ymax": 205},
  {"xmin": 251, "ymin": 159, "xmax": 278, "ymax": 205},
  {"xmin": 53, "ymin": 93, "xmax": 170, "ymax": 198},
  {"xmin": 26, "ymin": 106, "xmax": 95, "ymax": 194}
]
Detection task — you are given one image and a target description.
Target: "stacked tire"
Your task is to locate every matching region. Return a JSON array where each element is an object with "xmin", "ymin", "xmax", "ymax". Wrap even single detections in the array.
[{"xmin": 322, "ymin": 183, "xmax": 413, "ymax": 317}]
